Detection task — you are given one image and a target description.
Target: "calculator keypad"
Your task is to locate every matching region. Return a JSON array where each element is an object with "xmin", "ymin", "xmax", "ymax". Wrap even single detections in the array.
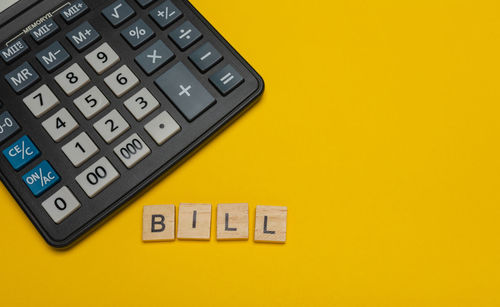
[
  {"xmin": 85, "ymin": 43, "xmax": 120, "ymax": 75},
  {"xmin": 149, "ymin": 1, "xmax": 182, "ymax": 29},
  {"xmin": 135, "ymin": 40, "xmax": 174, "ymax": 75},
  {"xmin": 5, "ymin": 62, "xmax": 40, "ymax": 93},
  {"xmin": 60, "ymin": 0, "xmax": 89, "ymax": 24},
  {"xmin": 55, "ymin": 63, "xmax": 90, "ymax": 96},
  {"xmin": 123, "ymin": 88, "xmax": 160, "ymax": 121},
  {"xmin": 73, "ymin": 86, "xmax": 110, "ymax": 119},
  {"xmin": 66, "ymin": 21, "xmax": 101, "ymax": 51},
  {"xmin": 36, "ymin": 41, "xmax": 71, "ymax": 73},
  {"xmin": 104, "ymin": 65, "xmax": 139, "ymax": 97},
  {"xmin": 23, "ymin": 85, "xmax": 60, "ymax": 118},
  {"xmin": 30, "ymin": 19, "xmax": 60, "ymax": 43},
  {"xmin": 42, "ymin": 108, "xmax": 80, "ymax": 142},
  {"xmin": 169, "ymin": 21, "xmax": 202, "ymax": 51},
  {"xmin": 61, "ymin": 132, "xmax": 99, "ymax": 167},
  {"xmin": 114, "ymin": 133, "xmax": 151, "ymax": 168},
  {"xmin": 22, "ymin": 160, "xmax": 60, "ymax": 196},
  {"xmin": 75, "ymin": 157, "xmax": 120, "ymax": 198},
  {"xmin": 93, "ymin": 109, "xmax": 130, "ymax": 143},
  {"xmin": 121, "ymin": 19, "xmax": 155, "ymax": 49},
  {"xmin": 41, "ymin": 186, "xmax": 81, "ymax": 224},
  {"xmin": 102, "ymin": 0, "xmax": 136, "ymax": 27},
  {"xmin": 3, "ymin": 135, "xmax": 40, "ymax": 171},
  {"xmin": 144, "ymin": 111, "xmax": 180, "ymax": 145}
]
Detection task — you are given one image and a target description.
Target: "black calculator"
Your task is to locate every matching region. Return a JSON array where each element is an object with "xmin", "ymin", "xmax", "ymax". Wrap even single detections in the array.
[{"xmin": 0, "ymin": 0, "xmax": 264, "ymax": 247}]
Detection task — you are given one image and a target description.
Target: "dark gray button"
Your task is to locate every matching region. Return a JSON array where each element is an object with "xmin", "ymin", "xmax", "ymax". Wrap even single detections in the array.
[
  {"xmin": 155, "ymin": 62, "xmax": 215, "ymax": 121},
  {"xmin": 149, "ymin": 0, "xmax": 182, "ymax": 29},
  {"xmin": 189, "ymin": 42, "xmax": 223, "ymax": 73},
  {"xmin": 121, "ymin": 19, "xmax": 155, "ymax": 49},
  {"xmin": 0, "ymin": 112, "xmax": 20, "ymax": 144},
  {"xmin": 60, "ymin": 0, "xmax": 89, "ymax": 24},
  {"xmin": 30, "ymin": 19, "xmax": 59, "ymax": 43},
  {"xmin": 135, "ymin": 40, "xmax": 174, "ymax": 75},
  {"xmin": 1, "ymin": 38, "xmax": 29, "ymax": 64},
  {"xmin": 102, "ymin": 0, "xmax": 136, "ymax": 27},
  {"xmin": 168, "ymin": 21, "xmax": 202, "ymax": 51},
  {"xmin": 5, "ymin": 62, "xmax": 40, "ymax": 93},
  {"xmin": 36, "ymin": 41, "xmax": 71, "ymax": 72},
  {"xmin": 66, "ymin": 21, "xmax": 100, "ymax": 51},
  {"xmin": 136, "ymin": 0, "xmax": 156, "ymax": 8},
  {"xmin": 209, "ymin": 65, "xmax": 244, "ymax": 96}
]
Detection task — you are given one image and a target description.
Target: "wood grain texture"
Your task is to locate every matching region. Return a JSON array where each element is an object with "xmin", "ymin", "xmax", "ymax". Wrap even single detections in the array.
[
  {"xmin": 254, "ymin": 205, "xmax": 287, "ymax": 243},
  {"xmin": 216, "ymin": 203, "xmax": 249, "ymax": 240},
  {"xmin": 177, "ymin": 203, "xmax": 211, "ymax": 240},
  {"xmin": 142, "ymin": 205, "xmax": 175, "ymax": 242}
]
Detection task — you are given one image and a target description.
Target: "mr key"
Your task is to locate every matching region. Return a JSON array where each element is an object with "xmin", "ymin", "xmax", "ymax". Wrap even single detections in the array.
[{"xmin": 0, "ymin": 0, "xmax": 263, "ymax": 247}]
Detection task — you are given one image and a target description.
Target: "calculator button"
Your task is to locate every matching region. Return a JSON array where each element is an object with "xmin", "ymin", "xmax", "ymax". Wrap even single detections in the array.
[
  {"xmin": 102, "ymin": 0, "xmax": 136, "ymax": 27},
  {"xmin": 35, "ymin": 41, "xmax": 71, "ymax": 72},
  {"xmin": 85, "ymin": 43, "xmax": 120, "ymax": 75},
  {"xmin": 66, "ymin": 21, "xmax": 101, "ymax": 52},
  {"xmin": 75, "ymin": 157, "xmax": 120, "ymax": 198},
  {"xmin": 2, "ymin": 135, "xmax": 40, "ymax": 171},
  {"xmin": 144, "ymin": 111, "xmax": 180, "ymax": 145},
  {"xmin": 189, "ymin": 42, "xmax": 223, "ymax": 73},
  {"xmin": 114, "ymin": 133, "xmax": 151, "ymax": 168},
  {"xmin": 42, "ymin": 108, "xmax": 79, "ymax": 142},
  {"xmin": 54, "ymin": 63, "xmax": 90, "ymax": 96},
  {"xmin": 136, "ymin": 0, "xmax": 156, "ymax": 8},
  {"xmin": 169, "ymin": 21, "xmax": 202, "ymax": 51},
  {"xmin": 93, "ymin": 109, "xmax": 130, "ymax": 143},
  {"xmin": 209, "ymin": 64, "xmax": 244, "ymax": 96},
  {"xmin": 124, "ymin": 88, "xmax": 160, "ymax": 121},
  {"xmin": 41, "ymin": 186, "xmax": 81, "ymax": 224},
  {"xmin": 121, "ymin": 19, "xmax": 155, "ymax": 49},
  {"xmin": 60, "ymin": 0, "xmax": 89, "ymax": 24},
  {"xmin": 5, "ymin": 62, "xmax": 40, "ymax": 94},
  {"xmin": 155, "ymin": 62, "xmax": 215, "ymax": 121},
  {"xmin": 22, "ymin": 160, "xmax": 60, "ymax": 197},
  {"xmin": 104, "ymin": 65, "xmax": 139, "ymax": 97},
  {"xmin": 23, "ymin": 84, "xmax": 60, "ymax": 118},
  {"xmin": 149, "ymin": 0, "xmax": 182, "ymax": 29},
  {"xmin": 61, "ymin": 132, "xmax": 99, "ymax": 167},
  {"xmin": 1, "ymin": 38, "xmax": 29, "ymax": 64},
  {"xmin": 73, "ymin": 86, "xmax": 110, "ymax": 119},
  {"xmin": 0, "ymin": 112, "xmax": 20, "ymax": 144},
  {"xmin": 30, "ymin": 19, "xmax": 59, "ymax": 43},
  {"xmin": 135, "ymin": 40, "xmax": 174, "ymax": 75}
]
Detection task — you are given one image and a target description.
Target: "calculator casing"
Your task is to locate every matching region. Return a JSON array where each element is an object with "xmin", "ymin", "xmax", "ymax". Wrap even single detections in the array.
[{"xmin": 0, "ymin": 0, "xmax": 264, "ymax": 248}]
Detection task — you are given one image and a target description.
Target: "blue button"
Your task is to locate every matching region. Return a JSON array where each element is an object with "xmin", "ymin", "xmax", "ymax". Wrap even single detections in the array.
[
  {"xmin": 1, "ymin": 38, "xmax": 29, "ymax": 64},
  {"xmin": 4, "ymin": 62, "xmax": 40, "ymax": 93},
  {"xmin": 60, "ymin": 0, "xmax": 89, "ymax": 24},
  {"xmin": 0, "ymin": 111, "xmax": 20, "ymax": 144},
  {"xmin": 121, "ymin": 19, "xmax": 155, "ymax": 49},
  {"xmin": 102, "ymin": 0, "xmax": 136, "ymax": 27},
  {"xmin": 22, "ymin": 161, "xmax": 60, "ymax": 197},
  {"xmin": 30, "ymin": 19, "xmax": 60, "ymax": 43},
  {"xmin": 36, "ymin": 41, "xmax": 71, "ymax": 72},
  {"xmin": 3, "ymin": 135, "xmax": 40, "ymax": 171},
  {"xmin": 66, "ymin": 21, "xmax": 101, "ymax": 51}
]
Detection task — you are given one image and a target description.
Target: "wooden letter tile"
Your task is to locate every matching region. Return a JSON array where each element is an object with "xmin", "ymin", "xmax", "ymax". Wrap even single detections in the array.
[
  {"xmin": 254, "ymin": 205, "xmax": 287, "ymax": 243},
  {"xmin": 216, "ymin": 203, "xmax": 249, "ymax": 240},
  {"xmin": 142, "ymin": 205, "xmax": 175, "ymax": 242},
  {"xmin": 177, "ymin": 203, "xmax": 211, "ymax": 240}
]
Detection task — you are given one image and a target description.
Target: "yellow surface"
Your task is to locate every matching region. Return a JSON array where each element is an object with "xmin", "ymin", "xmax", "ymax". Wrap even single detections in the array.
[{"xmin": 1, "ymin": 0, "xmax": 500, "ymax": 305}]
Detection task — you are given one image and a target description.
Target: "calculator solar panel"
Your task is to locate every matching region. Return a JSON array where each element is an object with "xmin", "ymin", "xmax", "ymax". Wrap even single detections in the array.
[{"xmin": 0, "ymin": 0, "xmax": 264, "ymax": 247}]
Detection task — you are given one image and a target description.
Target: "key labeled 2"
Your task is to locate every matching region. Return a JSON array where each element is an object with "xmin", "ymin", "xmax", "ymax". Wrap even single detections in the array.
[{"xmin": 114, "ymin": 133, "xmax": 151, "ymax": 168}]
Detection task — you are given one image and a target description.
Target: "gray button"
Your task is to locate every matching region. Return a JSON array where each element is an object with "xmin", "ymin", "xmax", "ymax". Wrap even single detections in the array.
[
  {"xmin": 149, "ymin": 0, "xmax": 182, "ymax": 29},
  {"xmin": 144, "ymin": 111, "xmax": 180, "ymax": 145},
  {"xmin": 0, "ymin": 112, "xmax": 20, "ymax": 144},
  {"xmin": 1, "ymin": 38, "xmax": 29, "ymax": 64},
  {"xmin": 30, "ymin": 18, "xmax": 59, "ymax": 43},
  {"xmin": 60, "ymin": 0, "xmax": 89, "ymax": 24},
  {"xmin": 169, "ymin": 21, "xmax": 202, "ymax": 51},
  {"xmin": 209, "ymin": 64, "xmax": 244, "ymax": 96},
  {"xmin": 5, "ymin": 62, "xmax": 40, "ymax": 94},
  {"xmin": 155, "ymin": 62, "xmax": 215, "ymax": 121},
  {"xmin": 41, "ymin": 186, "xmax": 81, "ymax": 224},
  {"xmin": 66, "ymin": 21, "xmax": 100, "ymax": 51},
  {"xmin": 135, "ymin": 40, "xmax": 174, "ymax": 75},
  {"xmin": 35, "ymin": 41, "xmax": 71, "ymax": 72},
  {"xmin": 136, "ymin": 0, "xmax": 156, "ymax": 8},
  {"xmin": 102, "ymin": 0, "xmax": 135, "ymax": 27},
  {"xmin": 189, "ymin": 42, "xmax": 223, "ymax": 73},
  {"xmin": 121, "ymin": 19, "xmax": 155, "ymax": 49},
  {"xmin": 75, "ymin": 157, "xmax": 120, "ymax": 198}
]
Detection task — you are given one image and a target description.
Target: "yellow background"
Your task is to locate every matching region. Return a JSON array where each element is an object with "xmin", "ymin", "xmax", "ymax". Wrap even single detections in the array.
[{"xmin": 1, "ymin": 0, "xmax": 500, "ymax": 305}]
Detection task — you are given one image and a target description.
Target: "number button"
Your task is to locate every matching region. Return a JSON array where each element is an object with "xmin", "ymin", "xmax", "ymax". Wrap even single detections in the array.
[
  {"xmin": 144, "ymin": 111, "xmax": 180, "ymax": 145},
  {"xmin": 73, "ymin": 86, "xmax": 110, "ymax": 119},
  {"xmin": 55, "ymin": 63, "xmax": 90, "ymax": 96},
  {"xmin": 93, "ymin": 109, "xmax": 130, "ymax": 143},
  {"xmin": 85, "ymin": 43, "xmax": 120, "ymax": 75},
  {"xmin": 75, "ymin": 157, "xmax": 120, "ymax": 198},
  {"xmin": 41, "ymin": 186, "xmax": 81, "ymax": 224},
  {"xmin": 114, "ymin": 133, "xmax": 151, "ymax": 168},
  {"xmin": 23, "ymin": 84, "xmax": 60, "ymax": 118},
  {"xmin": 42, "ymin": 108, "xmax": 79, "ymax": 142},
  {"xmin": 61, "ymin": 132, "xmax": 99, "ymax": 167},
  {"xmin": 104, "ymin": 65, "xmax": 139, "ymax": 97},
  {"xmin": 123, "ymin": 88, "xmax": 160, "ymax": 121}
]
